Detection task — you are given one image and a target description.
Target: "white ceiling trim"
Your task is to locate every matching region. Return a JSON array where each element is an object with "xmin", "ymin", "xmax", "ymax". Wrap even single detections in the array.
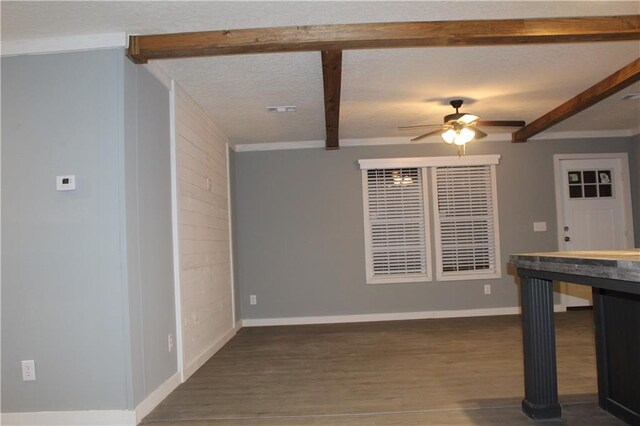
[
  {"xmin": 528, "ymin": 128, "xmax": 639, "ymax": 141},
  {"xmin": 233, "ymin": 140, "xmax": 325, "ymax": 152},
  {"xmin": 232, "ymin": 128, "xmax": 639, "ymax": 152},
  {"xmin": 1, "ymin": 32, "xmax": 127, "ymax": 57},
  {"xmin": 342, "ymin": 136, "xmax": 449, "ymax": 147}
]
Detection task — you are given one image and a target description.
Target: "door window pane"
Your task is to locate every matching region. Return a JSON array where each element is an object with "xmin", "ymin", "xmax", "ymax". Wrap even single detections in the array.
[
  {"xmin": 569, "ymin": 185, "xmax": 583, "ymax": 198},
  {"xmin": 584, "ymin": 185, "xmax": 597, "ymax": 198},
  {"xmin": 599, "ymin": 185, "xmax": 612, "ymax": 197},
  {"xmin": 568, "ymin": 169, "xmax": 613, "ymax": 199},
  {"xmin": 583, "ymin": 171, "xmax": 597, "ymax": 183}
]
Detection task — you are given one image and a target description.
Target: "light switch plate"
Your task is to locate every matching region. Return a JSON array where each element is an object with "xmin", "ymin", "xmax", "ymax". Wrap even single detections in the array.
[
  {"xmin": 56, "ymin": 175, "xmax": 76, "ymax": 191},
  {"xmin": 533, "ymin": 222, "xmax": 547, "ymax": 232}
]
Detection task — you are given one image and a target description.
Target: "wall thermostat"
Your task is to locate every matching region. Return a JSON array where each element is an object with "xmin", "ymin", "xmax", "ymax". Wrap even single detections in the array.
[{"xmin": 56, "ymin": 175, "xmax": 76, "ymax": 191}]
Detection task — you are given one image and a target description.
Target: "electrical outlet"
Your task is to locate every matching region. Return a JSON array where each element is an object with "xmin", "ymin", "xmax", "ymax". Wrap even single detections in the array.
[
  {"xmin": 533, "ymin": 222, "xmax": 547, "ymax": 232},
  {"xmin": 22, "ymin": 360, "xmax": 36, "ymax": 381},
  {"xmin": 250, "ymin": 295, "xmax": 257, "ymax": 305},
  {"xmin": 484, "ymin": 284, "xmax": 492, "ymax": 295},
  {"xmin": 168, "ymin": 334, "xmax": 174, "ymax": 352}
]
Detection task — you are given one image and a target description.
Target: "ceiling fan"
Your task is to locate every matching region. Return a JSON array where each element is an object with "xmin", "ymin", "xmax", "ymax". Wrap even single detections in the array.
[{"xmin": 399, "ymin": 99, "xmax": 525, "ymax": 155}]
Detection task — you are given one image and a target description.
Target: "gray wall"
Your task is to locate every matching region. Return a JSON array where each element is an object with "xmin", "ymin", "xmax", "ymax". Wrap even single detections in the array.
[
  {"xmin": 123, "ymin": 57, "xmax": 177, "ymax": 406},
  {"xmin": 234, "ymin": 137, "xmax": 638, "ymax": 319},
  {"xmin": 2, "ymin": 50, "xmax": 129, "ymax": 411},
  {"xmin": 2, "ymin": 48, "xmax": 176, "ymax": 412}
]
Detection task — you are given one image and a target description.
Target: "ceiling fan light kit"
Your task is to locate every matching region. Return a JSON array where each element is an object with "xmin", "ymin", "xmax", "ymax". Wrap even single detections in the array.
[
  {"xmin": 401, "ymin": 99, "xmax": 526, "ymax": 155},
  {"xmin": 442, "ymin": 127, "xmax": 474, "ymax": 145}
]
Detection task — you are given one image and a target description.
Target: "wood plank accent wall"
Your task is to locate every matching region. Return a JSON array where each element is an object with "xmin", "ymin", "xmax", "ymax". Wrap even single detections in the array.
[{"xmin": 174, "ymin": 84, "xmax": 234, "ymax": 376}]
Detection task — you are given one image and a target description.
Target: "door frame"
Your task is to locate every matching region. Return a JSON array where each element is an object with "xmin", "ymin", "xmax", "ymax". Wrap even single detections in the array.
[{"xmin": 553, "ymin": 152, "xmax": 635, "ymax": 308}]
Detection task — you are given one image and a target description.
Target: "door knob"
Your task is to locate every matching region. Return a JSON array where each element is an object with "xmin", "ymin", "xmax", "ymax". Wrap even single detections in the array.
[{"xmin": 564, "ymin": 236, "xmax": 571, "ymax": 242}]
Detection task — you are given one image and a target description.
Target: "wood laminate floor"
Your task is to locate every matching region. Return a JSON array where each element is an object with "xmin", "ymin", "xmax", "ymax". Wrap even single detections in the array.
[{"xmin": 142, "ymin": 311, "xmax": 623, "ymax": 425}]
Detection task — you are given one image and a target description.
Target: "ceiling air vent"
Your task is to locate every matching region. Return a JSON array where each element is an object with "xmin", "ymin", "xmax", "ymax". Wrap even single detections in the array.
[
  {"xmin": 267, "ymin": 106, "xmax": 296, "ymax": 113},
  {"xmin": 621, "ymin": 93, "xmax": 640, "ymax": 101}
]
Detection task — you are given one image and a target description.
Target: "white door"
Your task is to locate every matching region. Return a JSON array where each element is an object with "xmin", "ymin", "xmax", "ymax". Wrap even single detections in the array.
[{"xmin": 556, "ymin": 155, "xmax": 634, "ymax": 307}]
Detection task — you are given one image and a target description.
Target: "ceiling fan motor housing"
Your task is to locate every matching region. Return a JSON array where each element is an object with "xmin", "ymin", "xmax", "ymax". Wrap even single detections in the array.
[
  {"xmin": 444, "ymin": 99, "xmax": 466, "ymax": 123},
  {"xmin": 450, "ymin": 99, "xmax": 464, "ymax": 109}
]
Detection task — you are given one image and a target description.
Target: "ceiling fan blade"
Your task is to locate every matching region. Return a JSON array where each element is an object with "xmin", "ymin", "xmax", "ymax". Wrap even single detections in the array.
[
  {"xmin": 410, "ymin": 129, "xmax": 443, "ymax": 142},
  {"xmin": 398, "ymin": 124, "xmax": 442, "ymax": 130},
  {"xmin": 459, "ymin": 114, "xmax": 479, "ymax": 124},
  {"xmin": 475, "ymin": 120, "xmax": 526, "ymax": 127},
  {"xmin": 473, "ymin": 128, "xmax": 488, "ymax": 139}
]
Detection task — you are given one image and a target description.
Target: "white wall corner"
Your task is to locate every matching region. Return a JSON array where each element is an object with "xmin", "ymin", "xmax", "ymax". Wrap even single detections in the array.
[
  {"xmin": 135, "ymin": 371, "xmax": 181, "ymax": 424},
  {"xmin": 1, "ymin": 33, "xmax": 127, "ymax": 57},
  {"xmin": 0, "ymin": 410, "xmax": 136, "ymax": 426},
  {"xmin": 168, "ymin": 80, "xmax": 185, "ymax": 383},
  {"xmin": 226, "ymin": 142, "xmax": 237, "ymax": 327}
]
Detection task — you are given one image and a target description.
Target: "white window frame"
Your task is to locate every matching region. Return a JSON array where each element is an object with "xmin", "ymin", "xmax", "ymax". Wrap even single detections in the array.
[
  {"xmin": 431, "ymin": 163, "xmax": 501, "ymax": 281},
  {"xmin": 361, "ymin": 167, "xmax": 432, "ymax": 284},
  {"xmin": 359, "ymin": 155, "xmax": 501, "ymax": 284}
]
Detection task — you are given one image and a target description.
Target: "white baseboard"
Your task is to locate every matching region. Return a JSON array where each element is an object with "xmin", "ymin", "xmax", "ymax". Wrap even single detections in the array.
[
  {"xmin": 4, "ymin": 307, "xmax": 573, "ymax": 425},
  {"xmin": 135, "ymin": 371, "xmax": 181, "ymax": 423},
  {"xmin": 241, "ymin": 305, "xmax": 566, "ymax": 327},
  {"xmin": 0, "ymin": 410, "xmax": 136, "ymax": 426},
  {"xmin": 183, "ymin": 323, "xmax": 240, "ymax": 380},
  {"xmin": 0, "ymin": 372, "xmax": 182, "ymax": 426}
]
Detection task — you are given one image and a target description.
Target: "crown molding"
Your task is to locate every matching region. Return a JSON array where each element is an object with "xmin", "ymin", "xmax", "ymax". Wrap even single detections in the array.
[
  {"xmin": 232, "ymin": 140, "xmax": 324, "ymax": 152},
  {"xmin": 529, "ymin": 128, "xmax": 637, "ymax": 141},
  {"xmin": 232, "ymin": 128, "xmax": 639, "ymax": 152},
  {"xmin": 1, "ymin": 33, "xmax": 127, "ymax": 57}
]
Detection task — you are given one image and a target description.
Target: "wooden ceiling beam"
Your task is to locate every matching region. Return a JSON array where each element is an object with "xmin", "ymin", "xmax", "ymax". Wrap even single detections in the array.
[
  {"xmin": 321, "ymin": 50, "xmax": 342, "ymax": 150},
  {"xmin": 512, "ymin": 57, "xmax": 640, "ymax": 143},
  {"xmin": 127, "ymin": 15, "xmax": 640, "ymax": 63}
]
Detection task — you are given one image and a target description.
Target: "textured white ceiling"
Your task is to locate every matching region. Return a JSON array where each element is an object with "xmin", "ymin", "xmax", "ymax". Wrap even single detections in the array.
[{"xmin": 3, "ymin": 1, "xmax": 639, "ymax": 145}]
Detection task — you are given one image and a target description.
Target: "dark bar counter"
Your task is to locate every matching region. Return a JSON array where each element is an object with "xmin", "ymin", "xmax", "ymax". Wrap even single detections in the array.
[{"xmin": 509, "ymin": 250, "xmax": 640, "ymax": 425}]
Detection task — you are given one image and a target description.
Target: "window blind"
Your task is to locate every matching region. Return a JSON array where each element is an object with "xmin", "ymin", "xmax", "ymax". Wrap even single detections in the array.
[
  {"xmin": 434, "ymin": 165, "xmax": 499, "ymax": 278},
  {"xmin": 365, "ymin": 168, "xmax": 429, "ymax": 282}
]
